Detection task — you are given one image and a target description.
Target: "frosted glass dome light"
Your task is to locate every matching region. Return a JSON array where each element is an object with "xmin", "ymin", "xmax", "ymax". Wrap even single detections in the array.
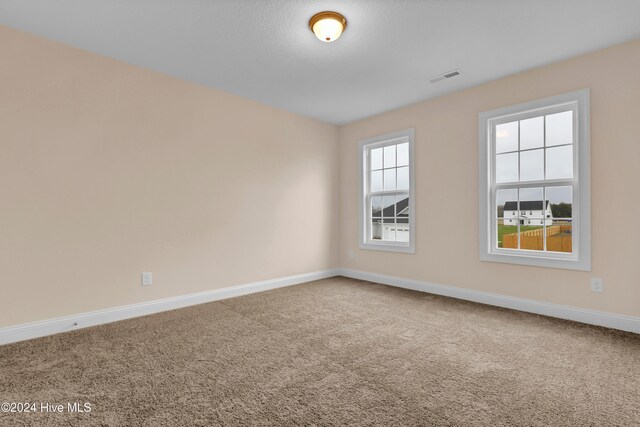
[{"xmin": 309, "ymin": 11, "xmax": 347, "ymax": 43}]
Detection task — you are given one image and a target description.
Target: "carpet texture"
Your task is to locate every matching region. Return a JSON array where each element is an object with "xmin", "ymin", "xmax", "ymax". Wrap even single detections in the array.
[{"xmin": 1, "ymin": 277, "xmax": 639, "ymax": 426}]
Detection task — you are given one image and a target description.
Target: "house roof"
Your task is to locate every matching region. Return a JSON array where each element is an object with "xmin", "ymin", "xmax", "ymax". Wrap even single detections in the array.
[
  {"xmin": 503, "ymin": 201, "xmax": 550, "ymax": 211},
  {"xmin": 382, "ymin": 197, "xmax": 409, "ymax": 217},
  {"xmin": 372, "ymin": 197, "xmax": 409, "ymax": 223}
]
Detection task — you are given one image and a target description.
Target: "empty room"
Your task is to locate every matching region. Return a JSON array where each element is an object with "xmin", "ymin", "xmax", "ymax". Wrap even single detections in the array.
[{"xmin": 1, "ymin": 1, "xmax": 639, "ymax": 425}]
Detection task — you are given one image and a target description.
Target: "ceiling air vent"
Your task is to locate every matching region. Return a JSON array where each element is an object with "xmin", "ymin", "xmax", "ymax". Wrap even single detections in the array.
[{"xmin": 429, "ymin": 69, "xmax": 461, "ymax": 84}]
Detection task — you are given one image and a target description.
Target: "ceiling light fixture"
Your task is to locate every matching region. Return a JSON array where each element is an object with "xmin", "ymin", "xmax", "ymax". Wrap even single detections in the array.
[{"xmin": 309, "ymin": 11, "xmax": 347, "ymax": 43}]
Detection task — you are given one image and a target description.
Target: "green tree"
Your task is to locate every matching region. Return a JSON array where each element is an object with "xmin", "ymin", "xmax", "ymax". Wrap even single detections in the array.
[{"xmin": 551, "ymin": 203, "xmax": 572, "ymax": 218}]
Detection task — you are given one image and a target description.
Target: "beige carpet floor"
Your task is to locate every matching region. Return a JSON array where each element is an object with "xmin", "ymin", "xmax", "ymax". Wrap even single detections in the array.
[{"xmin": 1, "ymin": 277, "xmax": 639, "ymax": 426}]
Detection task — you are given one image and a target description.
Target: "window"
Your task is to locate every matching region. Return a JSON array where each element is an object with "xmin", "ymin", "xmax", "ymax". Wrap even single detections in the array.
[
  {"xmin": 359, "ymin": 129, "xmax": 415, "ymax": 253},
  {"xmin": 479, "ymin": 90, "xmax": 590, "ymax": 270}
]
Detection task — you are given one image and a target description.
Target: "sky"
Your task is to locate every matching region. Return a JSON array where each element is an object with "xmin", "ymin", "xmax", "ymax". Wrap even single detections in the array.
[
  {"xmin": 496, "ymin": 186, "xmax": 572, "ymax": 206},
  {"xmin": 495, "ymin": 110, "xmax": 573, "ymax": 184},
  {"xmin": 494, "ymin": 109, "xmax": 573, "ymax": 208}
]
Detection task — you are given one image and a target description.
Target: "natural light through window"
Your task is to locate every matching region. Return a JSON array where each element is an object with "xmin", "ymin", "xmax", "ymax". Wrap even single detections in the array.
[
  {"xmin": 360, "ymin": 129, "xmax": 415, "ymax": 253},
  {"xmin": 479, "ymin": 90, "xmax": 590, "ymax": 270}
]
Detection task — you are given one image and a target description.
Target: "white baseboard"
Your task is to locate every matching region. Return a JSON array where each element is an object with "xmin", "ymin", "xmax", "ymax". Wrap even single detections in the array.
[
  {"xmin": 3, "ymin": 267, "xmax": 637, "ymax": 346},
  {"xmin": 0, "ymin": 269, "xmax": 339, "ymax": 346},
  {"xmin": 338, "ymin": 268, "xmax": 640, "ymax": 335}
]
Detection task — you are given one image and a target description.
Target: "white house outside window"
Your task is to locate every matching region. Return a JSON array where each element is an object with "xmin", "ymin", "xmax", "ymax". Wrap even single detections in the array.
[
  {"xmin": 360, "ymin": 129, "xmax": 415, "ymax": 253},
  {"xmin": 479, "ymin": 90, "xmax": 591, "ymax": 270}
]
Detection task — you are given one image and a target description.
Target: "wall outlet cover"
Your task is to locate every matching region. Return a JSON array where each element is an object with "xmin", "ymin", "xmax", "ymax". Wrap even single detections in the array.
[
  {"xmin": 590, "ymin": 277, "xmax": 603, "ymax": 293},
  {"xmin": 142, "ymin": 272, "xmax": 153, "ymax": 287}
]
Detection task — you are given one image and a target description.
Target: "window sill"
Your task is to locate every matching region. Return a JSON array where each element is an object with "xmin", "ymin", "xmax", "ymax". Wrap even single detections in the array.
[
  {"xmin": 480, "ymin": 251, "xmax": 590, "ymax": 271},
  {"xmin": 360, "ymin": 242, "xmax": 415, "ymax": 254}
]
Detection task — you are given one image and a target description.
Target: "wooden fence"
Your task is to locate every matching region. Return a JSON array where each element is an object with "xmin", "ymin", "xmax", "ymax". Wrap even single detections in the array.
[{"xmin": 503, "ymin": 225, "xmax": 572, "ymax": 252}]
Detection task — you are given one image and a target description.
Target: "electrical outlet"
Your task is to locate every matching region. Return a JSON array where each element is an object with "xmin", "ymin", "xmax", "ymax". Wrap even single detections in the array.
[
  {"xmin": 142, "ymin": 272, "xmax": 153, "ymax": 287},
  {"xmin": 590, "ymin": 277, "xmax": 603, "ymax": 293},
  {"xmin": 348, "ymin": 250, "xmax": 355, "ymax": 260}
]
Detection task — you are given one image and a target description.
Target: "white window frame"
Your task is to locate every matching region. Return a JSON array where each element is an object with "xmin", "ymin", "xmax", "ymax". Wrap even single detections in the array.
[
  {"xmin": 479, "ymin": 89, "xmax": 591, "ymax": 271},
  {"xmin": 359, "ymin": 129, "xmax": 415, "ymax": 253}
]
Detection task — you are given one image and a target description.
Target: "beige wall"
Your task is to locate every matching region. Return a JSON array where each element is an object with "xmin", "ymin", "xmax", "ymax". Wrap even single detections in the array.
[
  {"xmin": 0, "ymin": 26, "xmax": 339, "ymax": 328},
  {"xmin": 339, "ymin": 39, "xmax": 640, "ymax": 318},
  {"xmin": 2, "ymin": 23, "xmax": 639, "ymax": 329}
]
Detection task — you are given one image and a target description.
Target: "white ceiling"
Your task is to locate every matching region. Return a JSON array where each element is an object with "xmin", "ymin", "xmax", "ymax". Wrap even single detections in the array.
[{"xmin": 1, "ymin": 0, "xmax": 639, "ymax": 125}]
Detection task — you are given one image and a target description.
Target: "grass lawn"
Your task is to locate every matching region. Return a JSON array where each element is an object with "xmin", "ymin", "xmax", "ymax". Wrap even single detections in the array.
[{"xmin": 497, "ymin": 224, "xmax": 543, "ymax": 247}]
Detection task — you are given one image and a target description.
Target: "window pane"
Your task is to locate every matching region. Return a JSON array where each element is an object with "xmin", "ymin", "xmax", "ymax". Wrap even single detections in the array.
[
  {"xmin": 396, "ymin": 195, "xmax": 410, "ymax": 242},
  {"xmin": 518, "ymin": 187, "xmax": 544, "ymax": 251},
  {"xmin": 382, "ymin": 219, "xmax": 396, "ymax": 242},
  {"xmin": 497, "ymin": 189, "xmax": 518, "ymax": 219},
  {"xmin": 371, "ymin": 196, "xmax": 382, "ymax": 217},
  {"xmin": 371, "ymin": 170, "xmax": 383, "ymax": 192},
  {"xmin": 546, "ymin": 186, "xmax": 572, "ymax": 253},
  {"xmin": 382, "ymin": 196, "xmax": 396, "ymax": 217},
  {"xmin": 397, "ymin": 143, "xmax": 409, "ymax": 166},
  {"xmin": 384, "ymin": 145, "xmax": 396, "ymax": 168},
  {"xmin": 371, "ymin": 147, "xmax": 383, "ymax": 170},
  {"xmin": 520, "ymin": 116, "xmax": 544, "ymax": 150},
  {"xmin": 520, "ymin": 149, "xmax": 544, "ymax": 181},
  {"xmin": 518, "ymin": 224, "xmax": 545, "ymax": 251},
  {"xmin": 383, "ymin": 168, "xmax": 396, "ymax": 191},
  {"xmin": 546, "ymin": 145, "xmax": 573, "ymax": 180},
  {"xmin": 519, "ymin": 187, "xmax": 543, "ymax": 206},
  {"xmin": 546, "ymin": 111, "xmax": 573, "ymax": 147},
  {"xmin": 546, "ymin": 186, "xmax": 572, "ymax": 219},
  {"xmin": 396, "ymin": 195, "xmax": 409, "ymax": 216},
  {"xmin": 395, "ymin": 219, "xmax": 410, "ymax": 242},
  {"xmin": 500, "ymin": 221, "xmax": 518, "ymax": 249},
  {"xmin": 496, "ymin": 152, "xmax": 518, "ymax": 183},
  {"xmin": 496, "ymin": 121, "xmax": 518, "ymax": 153},
  {"xmin": 546, "ymin": 221, "xmax": 572, "ymax": 253},
  {"xmin": 397, "ymin": 166, "xmax": 409, "ymax": 190},
  {"xmin": 371, "ymin": 219, "xmax": 382, "ymax": 240},
  {"xmin": 497, "ymin": 189, "xmax": 518, "ymax": 248}
]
